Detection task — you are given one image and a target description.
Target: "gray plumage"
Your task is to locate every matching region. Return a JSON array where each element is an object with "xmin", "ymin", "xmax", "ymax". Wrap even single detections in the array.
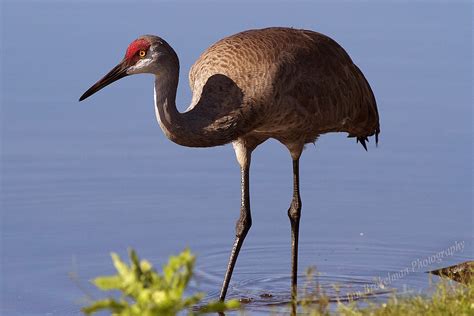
[{"xmin": 186, "ymin": 27, "xmax": 379, "ymax": 153}]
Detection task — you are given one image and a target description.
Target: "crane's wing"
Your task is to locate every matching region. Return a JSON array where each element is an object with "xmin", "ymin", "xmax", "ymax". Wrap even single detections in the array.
[
  {"xmin": 275, "ymin": 30, "xmax": 380, "ymax": 148},
  {"xmin": 182, "ymin": 74, "xmax": 258, "ymax": 143}
]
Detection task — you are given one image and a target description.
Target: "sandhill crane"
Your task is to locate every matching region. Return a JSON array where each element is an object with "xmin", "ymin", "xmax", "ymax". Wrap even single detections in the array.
[{"xmin": 79, "ymin": 27, "xmax": 380, "ymax": 303}]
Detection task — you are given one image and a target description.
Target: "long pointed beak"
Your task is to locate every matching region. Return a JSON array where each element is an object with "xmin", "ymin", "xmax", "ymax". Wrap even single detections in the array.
[{"xmin": 79, "ymin": 60, "xmax": 129, "ymax": 101}]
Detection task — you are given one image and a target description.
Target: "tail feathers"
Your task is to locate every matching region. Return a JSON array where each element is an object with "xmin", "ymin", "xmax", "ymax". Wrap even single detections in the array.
[
  {"xmin": 348, "ymin": 130, "xmax": 380, "ymax": 151},
  {"xmin": 357, "ymin": 136, "xmax": 368, "ymax": 151},
  {"xmin": 375, "ymin": 127, "xmax": 380, "ymax": 147}
]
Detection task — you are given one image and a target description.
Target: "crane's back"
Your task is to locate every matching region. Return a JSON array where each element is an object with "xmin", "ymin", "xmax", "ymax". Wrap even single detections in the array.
[{"xmin": 189, "ymin": 27, "xmax": 380, "ymax": 145}]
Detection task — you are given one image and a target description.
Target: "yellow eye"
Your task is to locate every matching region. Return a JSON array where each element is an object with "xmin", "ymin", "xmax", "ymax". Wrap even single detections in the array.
[{"xmin": 139, "ymin": 50, "xmax": 146, "ymax": 58}]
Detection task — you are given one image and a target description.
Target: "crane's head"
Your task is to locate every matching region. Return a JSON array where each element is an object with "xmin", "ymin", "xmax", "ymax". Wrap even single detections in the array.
[{"xmin": 79, "ymin": 35, "xmax": 176, "ymax": 101}]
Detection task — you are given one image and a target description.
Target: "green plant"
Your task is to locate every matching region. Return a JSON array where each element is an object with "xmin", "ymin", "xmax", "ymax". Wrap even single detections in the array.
[
  {"xmin": 82, "ymin": 249, "xmax": 239, "ymax": 316},
  {"xmin": 301, "ymin": 263, "xmax": 474, "ymax": 316},
  {"xmin": 300, "ymin": 266, "xmax": 330, "ymax": 315},
  {"xmin": 336, "ymin": 278, "xmax": 474, "ymax": 316}
]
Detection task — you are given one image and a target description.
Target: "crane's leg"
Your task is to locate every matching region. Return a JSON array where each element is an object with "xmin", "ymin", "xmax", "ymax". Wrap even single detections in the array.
[
  {"xmin": 219, "ymin": 145, "xmax": 252, "ymax": 301},
  {"xmin": 288, "ymin": 158, "xmax": 302, "ymax": 303}
]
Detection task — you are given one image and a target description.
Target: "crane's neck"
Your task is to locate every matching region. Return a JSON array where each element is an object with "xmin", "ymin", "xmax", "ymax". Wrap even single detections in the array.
[
  {"xmin": 153, "ymin": 69, "xmax": 183, "ymax": 144},
  {"xmin": 154, "ymin": 65, "xmax": 241, "ymax": 148}
]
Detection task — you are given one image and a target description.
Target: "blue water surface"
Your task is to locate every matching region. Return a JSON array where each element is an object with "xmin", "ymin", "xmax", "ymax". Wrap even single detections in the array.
[{"xmin": 1, "ymin": 1, "xmax": 472, "ymax": 315}]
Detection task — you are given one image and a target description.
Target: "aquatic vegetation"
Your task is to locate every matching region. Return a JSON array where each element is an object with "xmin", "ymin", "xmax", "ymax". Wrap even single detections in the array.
[
  {"xmin": 336, "ymin": 280, "xmax": 473, "ymax": 316},
  {"xmin": 301, "ymin": 263, "xmax": 474, "ymax": 316},
  {"xmin": 82, "ymin": 249, "xmax": 239, "ymax": 316},
  {"xmin": 82, "ymin": 250, "xmax": 473, "ymax": 316}
]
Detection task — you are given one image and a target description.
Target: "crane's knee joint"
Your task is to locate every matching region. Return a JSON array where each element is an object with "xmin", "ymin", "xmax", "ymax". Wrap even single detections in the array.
[
  {"xmin": 288, "ymin": 198, "xmax": 302, "ymax": 223},
  {"xmin": 235, "ymin": 213, "xmax": 252, "ymax": 238}
]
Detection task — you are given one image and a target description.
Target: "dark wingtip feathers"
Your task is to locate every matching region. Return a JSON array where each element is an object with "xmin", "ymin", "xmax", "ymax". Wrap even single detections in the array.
[
  {"xmin": 375, "ymin": 129, "xmax": 380, "ymax": 147},
  {"xmin": 349, "ymin": 128, "xmax": 380, "ymax": 151},
  {"xmin": 357, "ymin": 137, "xmax": 368, "ymax": 151}
]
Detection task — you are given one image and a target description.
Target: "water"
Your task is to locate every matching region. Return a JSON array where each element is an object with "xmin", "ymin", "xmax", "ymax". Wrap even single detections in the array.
[{"xmin": 1, "ymin": 1, "xmax": 472, "ymax": 315}]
